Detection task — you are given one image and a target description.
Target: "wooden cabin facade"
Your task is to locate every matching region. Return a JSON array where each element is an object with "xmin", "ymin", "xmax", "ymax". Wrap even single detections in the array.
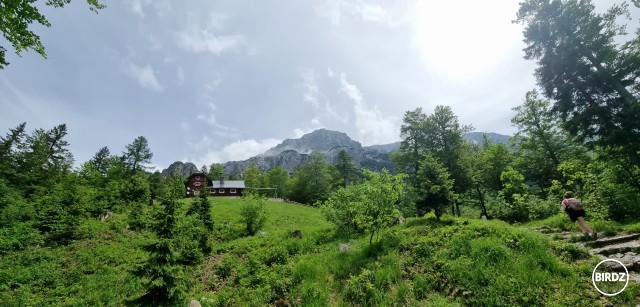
[
  {"xmin": 185, "ymin": 172, "xmax": 245, "ymax": 197},
  {"xmin": 185, "ymin": 172, "xmax": 213, "ymax": 197}
]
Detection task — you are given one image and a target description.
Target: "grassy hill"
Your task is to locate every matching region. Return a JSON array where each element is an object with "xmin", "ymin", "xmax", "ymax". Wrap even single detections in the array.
[{"xmin": 1, "ymin": 198, "xmax": 638, "ymax": 306}]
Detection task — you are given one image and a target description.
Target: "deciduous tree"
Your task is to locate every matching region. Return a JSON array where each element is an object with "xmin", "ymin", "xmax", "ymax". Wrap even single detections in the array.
[
  {"xmin": 414, "ymin": 153, "xmax": 456, "ymax": 220},
  {"xmin": 0, "ymin": 0, "xmax": 105, "ymax": 68},
  {"xmin": 515, "ymin": 0, "xmax": 640, "ymax": 166},
  {"xmin": 289, "ymin": 152, "xmax": 340, "ymax": 204},
  {"xmin": 266, "ymin": 166, "xmax": 289, "ymax": 198},
  {"xmin": 321, "ymin": 170, "xmax": 405, "ymax": 245}
]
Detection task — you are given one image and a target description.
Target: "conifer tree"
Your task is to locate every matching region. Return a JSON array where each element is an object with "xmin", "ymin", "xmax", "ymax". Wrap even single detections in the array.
[{"xmin": 135, "ymin": 176, "xmax": 187, "ymax": 304}]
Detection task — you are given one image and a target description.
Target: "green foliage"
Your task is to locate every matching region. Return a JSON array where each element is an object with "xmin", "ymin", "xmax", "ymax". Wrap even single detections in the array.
[
  {"xmin": 478, "ymin": 140, "xmax": 513, "ymax": 192},
  {"xmin": 1, "ymin": 123, "xmax": 74, "ymax": 197},
  {"xmin": 515, "ymin": 0, "xmax": 640, "ymax": 167},
  {"xmin": 147, "ymin": 171, "xmax": 165, "ymax": 200},
  {"xmin": 487, "ymin": 194, "xmax": 560, "ymax": 223},
  {"xmin": 123, "ymin": 136, "xmax": 153, "ymax": 173},
  {"xmin": 584, "ymin": 156, "xmax": 640, "ymax": 221},
  {"xmin": 334, "ymin": 149, "xmax": 359, "ymax": 187},
  {"xmin": 209, "ymin": 163, "xmax": 224, "ymax": 178},
  {"xmin": 34, "ymin": 174, "xmax": 87, "ymax": 246},
  {"xmin": 266, "ymin": 166, "xmax": 289, "ymax": 198},
  {"xmin": 498, "ymin": 167, "xmax": 528, "ymax": 204},
  {"xmin": 0, "ymin": 0, "xmax": 105, "ymax": 68},
  {"xmin": 243, "ymin": 162, "xmax": 263, "ymax": 191},
  {"xmin": 394, "ymin": 107, "xmax": 429, "ymax": 178},
  {"xmin": 136, "ymin": 196, "xmax": 188, "ymax": 305},
  {"xmin": 428, "ymin": 105, "xmax": 474, "ymax": 193},
  {"xmin": 288, "ymin": 152, "xmax": 340, "ymax": 204},
  {"xmin": 198, "ymin": 191, "xmax": 214, "ymax": 232},
  {"xmin": 394, "ymin": 106, "xmax": 473, "ymax": 194},
  {"xmin": 414, "ymin": 153, "xmax": 456, "ymax": 220},
  {"xmin": 511, "ymin": 90, "xmax": 572, "ymax": 188},
  {"xmin": 322, "ymin": 170, "xmax": 405, "ymax": 244},
  {"xmin": 239, "ymin": 195, "xmax": 267, "ymax": 236}
]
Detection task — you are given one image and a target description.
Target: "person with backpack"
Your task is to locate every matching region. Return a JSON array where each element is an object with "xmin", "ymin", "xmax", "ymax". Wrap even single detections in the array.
[{"xmin": 561, "ymin": 191, "xmax": 596, "ymax": 239}]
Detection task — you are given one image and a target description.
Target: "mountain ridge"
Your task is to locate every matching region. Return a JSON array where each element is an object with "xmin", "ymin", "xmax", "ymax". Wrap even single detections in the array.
[{"xmin": 161, "ymin": 129, "xmax": 511, "ymax": 177}]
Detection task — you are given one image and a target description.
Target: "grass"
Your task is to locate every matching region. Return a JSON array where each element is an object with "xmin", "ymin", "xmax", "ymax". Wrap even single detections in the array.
[
  {"xmin": 528, "ymin": 213, "xmax": 640, "ymax": 237},
  {"xmin": 1, "ymin": 197, "xmax": 639, "ymax": 306},
  {"xmin": 207, "ymin": 197, "xmax": 331, "ymax": 237},
  {"xmin": 0, "ymin": 213, "xmax": 153, "ymax": 305},
  {"xmin": 194, "ymin": 204, "xmax": 640, "ymax": 306}
]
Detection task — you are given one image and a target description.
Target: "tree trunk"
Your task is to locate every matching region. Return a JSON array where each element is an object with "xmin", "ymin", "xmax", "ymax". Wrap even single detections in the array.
[
  {"xmin": 369, "ymin": 230, "xmax": 375, "ymax": 246},
  {"xmin": 475, "ymin": 185, "xmax": 489, "ymax": 218}
]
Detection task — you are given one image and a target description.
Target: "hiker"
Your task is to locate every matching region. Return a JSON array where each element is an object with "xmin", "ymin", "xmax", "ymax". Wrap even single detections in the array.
[{"xmin": 561, "ymin": 191, "xmax": 596, "ymax": 239}]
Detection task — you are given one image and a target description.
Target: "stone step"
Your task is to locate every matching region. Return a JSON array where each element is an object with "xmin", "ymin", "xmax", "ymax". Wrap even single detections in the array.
[
  {"xmin": 597, "ymin": 255, "xmax": 640, "ymax": 273},
  {"xmin": 588, "ymin": 233, "xmax": 640, "ymax": 248},
  {"xmin": 591, "ymin": 241, "xmax": 640, "ymax": 256}
]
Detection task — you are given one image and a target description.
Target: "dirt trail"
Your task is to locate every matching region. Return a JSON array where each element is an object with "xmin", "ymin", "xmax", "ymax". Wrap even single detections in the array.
[{"xmin": 531, "ymin": 226, "xmax": 640, "ymax": 283}]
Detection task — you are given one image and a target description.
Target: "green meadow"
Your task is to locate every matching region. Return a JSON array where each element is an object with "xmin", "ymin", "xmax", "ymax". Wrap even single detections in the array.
[{"xmin": 2, "ymin": 197, "xmax": 637, "ymax": 306}]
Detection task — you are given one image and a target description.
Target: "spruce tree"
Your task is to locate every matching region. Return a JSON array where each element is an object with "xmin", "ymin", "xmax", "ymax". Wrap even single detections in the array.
[
  {"xmin": 135, "ymin": 176, "xmax": 187, "ymax": 305},
  {"xmin": 198, "ymin": 187, "xmax": 214, "ymax": 231}
]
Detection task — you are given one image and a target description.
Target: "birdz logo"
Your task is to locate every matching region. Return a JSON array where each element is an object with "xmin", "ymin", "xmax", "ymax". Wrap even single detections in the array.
[{"xmin": 591, "ymin": 259, "xmax": 629, "ymax": 296}]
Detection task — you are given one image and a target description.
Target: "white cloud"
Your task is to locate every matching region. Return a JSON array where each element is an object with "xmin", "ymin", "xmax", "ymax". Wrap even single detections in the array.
[
  {"xmin": 197, "ymin": 113, "xmax": 218, "ymax": 127},
  {"xmin": 299, "ymin": 69, "xmax": 349, "ymax": 123},
  {"xmin": 204, "ymin": 73, "xmax": 223, "ymax": 90},
  {"xmin": 177, "ymin": 66, "xmax": 185, "ymax": 84},
  {"xmin": 179, "ymin": 33, "xmax": 244, "ymax": 55},
  {"xmin": 358, "ymin": 3, "xmax": 394, "ymax": 25},
  {"xmin": 177, "ymin": 14, "xmax": 245, "ymax": 55},
  {"xmin": 197, "ymin": 138, "xmax": 282, "ymax": 164},
  {"xmin": 180, "ymin": 120, "xmax": 190, "ymax": 131},
  {"xmin": 301, "ymin": 69, "xmax": 320, "ymax": 108},
  {"xmin": 125, "ymin": 0, "xmax": 171, "ymax": 18},
  {"xmin": 126, "ymin": 0, "xmax": 151, "ymax": 17},
  {"xmin": 340, "ymin": 73, "xmax": 399, "ymax": 145},
  {"xmin": 293, "ymin": 117, "xmax": 324, "ymax": 138},
  {"xmin": 124, "ymin": 62, "xmax": 164, "ymax": 92},
  {"xmin": 316, "ymin": 0, "xmax": 396, "ymax": 27},
  {"xmin": 188, "ymin": 135, "xmax": 212, "ymax": 151},
  {"xmin": 141, "ymin": 31, "xmax": 162, "ymax": 50},
  {"xmin": 196, "ymin": 100, "xmax": 239, "ymax": 137}
]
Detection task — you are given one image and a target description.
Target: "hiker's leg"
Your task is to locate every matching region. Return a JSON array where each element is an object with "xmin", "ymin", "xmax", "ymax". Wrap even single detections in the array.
[{"xmin": 576, "ymin": 217, "xmax": 593, "ymax": 234}]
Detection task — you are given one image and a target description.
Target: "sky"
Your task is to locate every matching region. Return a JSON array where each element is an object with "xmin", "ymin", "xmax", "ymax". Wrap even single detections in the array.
[{"xmin": 0, "ymin": 0, "xmax": 631, "ymax": 170}]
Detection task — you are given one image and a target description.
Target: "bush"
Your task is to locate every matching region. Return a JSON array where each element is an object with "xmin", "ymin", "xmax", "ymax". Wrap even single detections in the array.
[
  {"xmin": 239, "ymin": 196, "xmax": 267, "ymax": 236},
  {"xmin": 487, "ymin": 194, "xmax": 560, "ymax": 223}
]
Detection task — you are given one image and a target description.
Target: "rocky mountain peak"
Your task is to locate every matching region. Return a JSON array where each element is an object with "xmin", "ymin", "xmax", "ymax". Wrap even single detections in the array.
[
  {"xmin": 263, "ymin": 128, "xmax": 362, "ymax": 157},
  {"xmin": 161, "ymin": 161, "xmax": 198, "ymax": 178}
]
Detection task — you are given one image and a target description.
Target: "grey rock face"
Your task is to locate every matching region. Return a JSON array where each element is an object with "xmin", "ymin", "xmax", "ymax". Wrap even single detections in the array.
[
  {"xmin": 162, "ymin": 129, "xmax": 509, "ymax": 179},
  {"xmin": 223, "ymin": 129, "xmax": 396, "ymax": 177},
  {"xmin": 161, "ymin": 161, "xmax": 198, "ymax": 178}
]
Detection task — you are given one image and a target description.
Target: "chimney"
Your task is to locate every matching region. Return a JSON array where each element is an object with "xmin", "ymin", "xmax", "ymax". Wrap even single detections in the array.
[{"xmin": 220, "ymin": 172, "xmax": 224, "ymax": 186}]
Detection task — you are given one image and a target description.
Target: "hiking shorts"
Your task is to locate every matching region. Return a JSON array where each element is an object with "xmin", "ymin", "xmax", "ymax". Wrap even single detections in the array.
[{"xmin": 565, "ymin": 207, "xmax": 586, "ymax": 222}]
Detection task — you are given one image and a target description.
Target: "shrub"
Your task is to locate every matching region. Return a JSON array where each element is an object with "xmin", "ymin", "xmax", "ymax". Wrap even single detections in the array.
[
  {"xmin": 321, "ymin": 170, "xmax": 405, "ymax": 245},
  {"xmin": 239, "ymin": 196, "xmax": 267, "ymax": 236},
  {"xmin": 487, "ymin": 194, "xmax": 560, "ymax": 223}
]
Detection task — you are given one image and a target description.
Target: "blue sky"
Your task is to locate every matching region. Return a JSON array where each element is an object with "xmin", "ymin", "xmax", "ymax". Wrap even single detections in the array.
[{"xmin": 0, "ymin": 0, "xmax": 630, "ymax": 170}]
